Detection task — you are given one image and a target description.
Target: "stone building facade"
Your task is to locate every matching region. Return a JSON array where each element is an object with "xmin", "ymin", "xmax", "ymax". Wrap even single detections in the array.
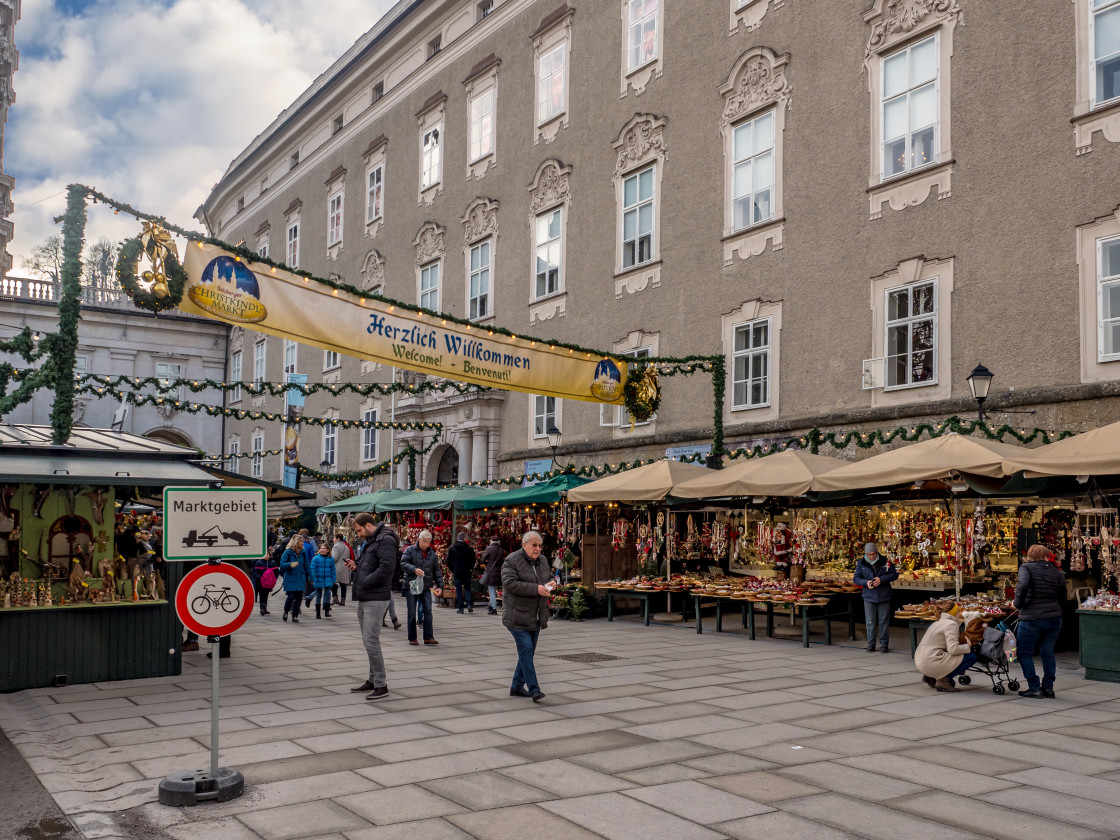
[
  {"xmin": 0, "ymin": 0, "xmax": 19, "ymax": 278},
  {"xmin": 201, "ymin": 0, "xmax": 1120, "ymax": 497}
]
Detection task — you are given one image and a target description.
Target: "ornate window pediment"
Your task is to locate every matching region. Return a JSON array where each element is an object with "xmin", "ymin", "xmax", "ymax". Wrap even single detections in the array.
[
  {"xmin": 461, "ymin": 197, "xmax": 500, "ymax": 244},
  {"xmin": 719, "ymin": 47, "xmax": 791, "ymax": 126},
  {"xmin": 361, "ymin": 250, "xmax": 385, "ymax": 291},
  {"xmin": 413, "ymin": 221, "xmax": 446, "ymax": 265},
  {"xmin": 528, "ymin": 159, "xmax": 572, "ymax": 215},
  {"xmin": 864, "ymin": 0, "xmax": 962, "ymax": 61},
  {"xmin": 612, "ymin": 113, "xmax": 667, "ymax": 177}
]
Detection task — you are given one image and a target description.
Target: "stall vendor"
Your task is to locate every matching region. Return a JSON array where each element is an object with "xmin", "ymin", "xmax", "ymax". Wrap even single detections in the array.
[
  {"xmin": 773, "ymin": 521, "xmax": 792, "ymax": 579},
  {"xmin": 853, "ymin": 541, "xmax": 899, "ymax": 653}
]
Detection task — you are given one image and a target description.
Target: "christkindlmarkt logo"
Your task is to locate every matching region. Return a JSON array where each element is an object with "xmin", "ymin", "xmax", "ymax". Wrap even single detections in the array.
[
  {"xmin": 188, "ymin": 256, "xmax": 268, "ymax": 323},
  {"xmin": 590, "ymin": 358, "xmax": 622, "ymax": 401}
]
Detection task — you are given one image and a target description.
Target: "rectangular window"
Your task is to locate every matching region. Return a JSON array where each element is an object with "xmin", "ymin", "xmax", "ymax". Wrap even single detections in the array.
[
  {"xmin": 420, "ymin": 262, "xmax": 440, "ymax": 310},
  {"xmin": 226, "ymin": 440, "xmax": 240, "ymax": 474},
  {"xmin": 602, "ymin": 347, "xmax": 652, "ymax": 427},
  {"xmin": 324, "ymin": 349, "xmax": 340, "ymax": 370},
  {"xmin": 284, "ymin": 339, "xmax": 297, "ymax": 376},
  {"xmin": 1094, "ymin": 0, "xmax": 1120, "ymax": 105},
  {"xmin": 538, "ymin": 45, "xmax": 566, "ymax": 124},
  {"xmin": 428, "ymin": 35, "xmax": 442, "ymax": 59},
  {"xmin": 286, "ymin": 222, "xmax": 299, "ymax": 268},
  {"xmin": 230, "ymin": 350, "xmax": 242, "ymax": 403},
  {"xmin": 627, "ymin": 0, "xmax": 659, "ymax": 72},
  {"xmin": 367, "ymin": 165, "xmax": 383, "ymax": 222},
  {"xmin": 73, "ymin": 355, "xmax": 88, "ymax": 378},
  {"xmin": 421, "ymin": 125, "xmax": 441, "ymax": 189},
  {"xmin": 469, "ymin": 240, "xmax": 491, "ymax": 320},
  {"xmin": 251, "ymin": 435, "xmax": 263, "ymax": 479},
  {"xmin": 156, "ymin": 362, "xmax": 182, "ymax": 400},
  {"xmin": 478, "ymin": 0, "xmax": 494, "ymax": 19},
  {"xmin": 323, "ymin": 423, "xmax": 337, "ymax": 467},
  {"xmin": 535, "ymin": 208, "xmax": 563, "ymax": 299},
  {"xmin": 258, "ymin": 241, "xmax": 268, "ymax": 259},
  {"xmin": 331, "ymin": 114, "xmax": 344, "ymax": 135},
  {"xmin": 289, "ymin": 150, "xmax": 300, "ymax": 170},
  {"xmin": 885, "ymin": 280, "xmax": 937, "ymax": 388},
  {"xmin": 470, "ymin": 89, "xmax": 495, "ymax": 161},
  {"xmin": 533, "ymin": 394, "xmax": 556, "ymax": 438},
  {"xmin": 622, "ymin": 165, "xmax": 656, "ymax": 269},
  {"xmin": 732, "ymin": 319, "xmax": 771, "ymax": 409},
  {"xmin": 363, "ymin": 408, "xmax": 378, "ymax": 461},
  {"xmin": 1099, "ymin": 236, "xmax": 1120, "ymax": 358},
  {"xmin": 328, "ymin": 192, "xmax": 343, "ymax": 246},
  {"xmin": 373, "ymin": 81, "xmax": 385, "ymax": 102},
  {"xmin": 253, "ymin": 340, "xmax": 266, "ymax": 385},
  {"xmin": 732, "ymin": 110, "xmax": 775, "ymax": 230},
  {"xmin": 882, "ymin": 34, "xmax": 938, "ymax": 179}
]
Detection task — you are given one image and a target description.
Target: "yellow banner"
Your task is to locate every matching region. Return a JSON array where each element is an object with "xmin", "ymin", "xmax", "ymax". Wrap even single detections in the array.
[{"xmin": 180, "ymin": 243, "xmax": 628, "ymax": 405}]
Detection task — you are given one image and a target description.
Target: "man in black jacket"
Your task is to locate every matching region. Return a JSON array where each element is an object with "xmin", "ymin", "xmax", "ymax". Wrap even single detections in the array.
[
  {"xmin": 348, "ymin": 513, "xmax": 398, "ymax": 701},
  {"xmin": 447, "ymin": 532, "xmax": 476, "ymax": 614}
]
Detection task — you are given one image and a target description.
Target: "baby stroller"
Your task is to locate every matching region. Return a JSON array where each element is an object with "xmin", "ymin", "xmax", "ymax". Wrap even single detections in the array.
[{"xmin": 957, "ymin": 614, "xmax": 1020, "ymax": 695}]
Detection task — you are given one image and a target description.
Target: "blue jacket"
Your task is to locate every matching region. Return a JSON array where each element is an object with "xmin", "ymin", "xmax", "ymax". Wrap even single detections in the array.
[
  {"xmin": 309, "ymin": 551, "xmax": 337, "ymax": 589},
  {"xmin": 279, "ymin": 548, "xmax": 311, "ymax": 592},
  {"xmin": 853, "ymin": 557, "xmax": 899, "ymax": 603}
]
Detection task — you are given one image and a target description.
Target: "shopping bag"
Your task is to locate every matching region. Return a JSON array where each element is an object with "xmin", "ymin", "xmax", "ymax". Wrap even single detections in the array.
[
  {"xmin": 1003, "ymin": 631, "xmax": 1018, "ymax": 664},
  {"xmin": 409, "ymin": 577, "xmax": 424, "ymax": 595}
]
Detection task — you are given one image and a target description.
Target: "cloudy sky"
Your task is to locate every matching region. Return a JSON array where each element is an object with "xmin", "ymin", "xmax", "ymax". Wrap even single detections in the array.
[{"xmin": 7, "ymin": 0, "xmax": 394, "ymax": 277}]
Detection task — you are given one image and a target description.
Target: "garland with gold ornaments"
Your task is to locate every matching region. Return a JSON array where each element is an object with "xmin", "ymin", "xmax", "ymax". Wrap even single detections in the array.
[{"xmin": 115, "ymin": 222, "xmax": 188, "ymax": 313}]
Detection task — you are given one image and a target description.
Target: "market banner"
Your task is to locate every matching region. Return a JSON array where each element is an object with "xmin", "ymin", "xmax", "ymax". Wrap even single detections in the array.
[
  {"xmin": 282, "ymin": 372, "xmax": 307, "ymax": 488},
  {"xmin": 180, "ymin": 243, "xmax": 628, "ymax": 406}
]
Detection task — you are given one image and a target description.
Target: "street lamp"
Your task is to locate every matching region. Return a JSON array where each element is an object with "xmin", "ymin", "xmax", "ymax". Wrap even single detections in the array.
[
  {"xmin": 546, "ymin": 425, "xmax": 562, "ymax": 470},
  {"xmin": 966, "ymin": 363, "xmax": 994, "ymax": 423}
]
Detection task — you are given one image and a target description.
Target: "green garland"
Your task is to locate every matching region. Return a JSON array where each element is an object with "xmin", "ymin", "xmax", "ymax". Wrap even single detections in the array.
[
  {"xmin": 115, "ymin": 235, "xmax": 188, "ymax": 313},
  {"xmin": 296, "ymin": 435, "xmax": 441, "ymax": 483}
]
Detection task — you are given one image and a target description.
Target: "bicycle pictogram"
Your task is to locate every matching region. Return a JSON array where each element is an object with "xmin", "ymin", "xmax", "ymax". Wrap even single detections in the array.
[{"xmin": 191, "ymin": 583, "xmax": 241, "ymax": 615}]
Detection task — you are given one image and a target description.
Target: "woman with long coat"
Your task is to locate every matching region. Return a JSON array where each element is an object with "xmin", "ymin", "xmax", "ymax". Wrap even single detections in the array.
[
  {"xmin": 279, "ymin": 535, "xmax": 310, "ymax": 623},
  {"xmin": 914, "ymin": 601, "xmax": 975, "ymax": 692}
]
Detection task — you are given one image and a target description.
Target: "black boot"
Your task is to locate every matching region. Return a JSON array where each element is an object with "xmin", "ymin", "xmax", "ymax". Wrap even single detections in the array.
[
  {"xmin": 315, "ymin": 604, "xmax": 322, "ymax": 619},
  {"xmin": 324, "ymin": 605, "xmax": 332, "ymax": 618}
]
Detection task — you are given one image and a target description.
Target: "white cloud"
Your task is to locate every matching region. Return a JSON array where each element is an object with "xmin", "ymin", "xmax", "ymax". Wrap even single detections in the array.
[{"xmin": 7, "ymin": 0, "xmax": 394, "ymax": 276}]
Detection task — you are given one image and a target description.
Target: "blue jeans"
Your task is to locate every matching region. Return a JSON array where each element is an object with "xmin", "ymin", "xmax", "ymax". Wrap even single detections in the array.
[
  {"xmin": 1016, "ymin": 617, "xmax": 1062, "ymax": 691},
  {"xmin": 454, "ymin": 578, "xmax": 473, "ymax": 611},
  {"xmin": 488, "ymin": 585, "xmax": 498, "ymax": 610},
  {"xmin": 509, "ymin": 627, "xmax": 540, "ymax": 692},
  {"xmin": 863, "ymin": 599, "xmax": 891, "ymax": 649},
  {"xmin": 948, "ymin": 652, "xmax": 978, "ymax": 679},
  {"xmin": 314, "ymin": 587, "xmax": 332, "ymax": 608},
  {"xmin": 405, "ymin": 588, "xmax": 434, "ymax": 641}
]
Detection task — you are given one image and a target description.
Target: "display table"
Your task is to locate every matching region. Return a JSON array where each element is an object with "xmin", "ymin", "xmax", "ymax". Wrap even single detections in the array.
[
  {"xmin": 1079, "ymin": 609, "xmax": 1120, "ymax": 683},
  {"xmin": 604, "ymin": 589, "xmax": 688, "ymax": 626},
  {"xmin": 690, "ymin": 594, "xmax": 857, "ymax": 648}
]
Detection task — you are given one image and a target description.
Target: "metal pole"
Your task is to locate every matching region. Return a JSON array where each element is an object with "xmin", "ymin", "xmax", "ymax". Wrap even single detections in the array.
[
  {"xmin": 389, "ymin": 368, "xmax": 397, "ymax": 490},
  {"xmin": 209, "ymin": 634, "xmax": 219, "ymax": 778}
]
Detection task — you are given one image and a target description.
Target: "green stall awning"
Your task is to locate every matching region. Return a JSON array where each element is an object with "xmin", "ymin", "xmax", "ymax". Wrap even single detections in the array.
[
  {"xmin": 375, "ymin": 485, "xmax": 491, "ymax": 512},
  {"xmin": 458, "ymin": 473, "xmax": 591, "ymax": 511},
  {"xmin": 317, "ymin": 488, "xmax": 414, "ymax": 514}
]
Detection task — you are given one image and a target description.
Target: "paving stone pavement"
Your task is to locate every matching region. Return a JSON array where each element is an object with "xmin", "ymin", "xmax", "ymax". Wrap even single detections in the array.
[{"xmin": 1, "ymin": 605, "xmax": 1119, "ymax": 839}]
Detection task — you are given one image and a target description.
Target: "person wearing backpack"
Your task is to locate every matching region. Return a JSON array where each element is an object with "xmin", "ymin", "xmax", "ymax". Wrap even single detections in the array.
[
  {"xmin": 251, "ymin": 553, "xmax": 280, "ymax": 616},
  {"xmin": 349, "ymin": 513, "xmax": 398, "ymax": 701},
  {"xmin": 279, "ymin": 535, "xmax": 310, "ymax": 623},
  {"xmin": 310, "ymin": 543, "xmax": 337, "ymax": 619},
  {"xmin": 1014, "ymin": 544, "xmax": 1067, "ymax": 699}
]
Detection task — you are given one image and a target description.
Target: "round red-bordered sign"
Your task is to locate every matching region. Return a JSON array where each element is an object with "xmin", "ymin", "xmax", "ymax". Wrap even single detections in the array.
[{"xmin": 176, "ymin": 564, "xmax": 256, "ymax": 638}]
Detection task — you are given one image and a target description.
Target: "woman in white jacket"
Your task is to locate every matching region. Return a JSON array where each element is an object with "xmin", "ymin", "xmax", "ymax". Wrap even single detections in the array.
[{"xmin": 914, "ymin": 601, "xmax": 976, "ymax": 692}]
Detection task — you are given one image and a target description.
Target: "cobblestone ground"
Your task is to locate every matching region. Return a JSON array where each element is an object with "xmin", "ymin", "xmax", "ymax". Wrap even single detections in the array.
[{"xmin": 2, "ymin": 603, "xmax": 1119, "ymax": 840}]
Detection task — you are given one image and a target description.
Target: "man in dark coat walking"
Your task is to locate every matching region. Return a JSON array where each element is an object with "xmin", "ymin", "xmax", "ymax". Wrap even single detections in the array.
[
  {"xmin": 502, "ymin": 530, "xmax": 553, "ymax": 702},
  {"xmin": 479, "ymin": 536, "xmax": 505, "ymax": 615},
  {"xmin": 348, "ymin": 513, "xmax": 397, "ymax": 701},
  {"xmin": 447, "ymin": 532, "xmax": 476, "ymax": 614}
]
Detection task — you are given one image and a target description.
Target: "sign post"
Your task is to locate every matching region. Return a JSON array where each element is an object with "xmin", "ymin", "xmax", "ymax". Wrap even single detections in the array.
[{"xmin": 159, "ymin": 486, "xmax": 264, "ymax": 807}]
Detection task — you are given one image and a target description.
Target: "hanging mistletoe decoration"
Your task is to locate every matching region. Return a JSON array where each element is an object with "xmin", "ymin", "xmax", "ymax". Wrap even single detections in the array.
[
  {"xmin": 116, "ymin": 221, "xmax": 187, "ymax": 312},
  {"xmin": 623, "ymin": 362, "xmax": 661, "ymax": 424}
]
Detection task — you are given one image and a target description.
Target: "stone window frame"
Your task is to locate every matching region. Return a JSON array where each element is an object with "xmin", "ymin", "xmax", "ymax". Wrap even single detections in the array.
[
  {"xmin": 414, "ymin": 221, "xmax": 447, "ymax": 311},
  {"xmin": 863, "ymin": 0, "xmax": 961, "ymax": 221},
  {"xmin": 255, "ymin": 222, "xmax": 270, "ymax": 260},
  {"xmin": 251, "ymin": 431, "xmax": 264, "ymax": 479},
  {"xmin": 621, "ymin": 0, "xmax": 663, "ymax": 97},
  {"xmin": 363, "ymin": 135, "xmax": 388, "ymax": 238},
  {"xmin": 612, "ymin": 113, "xmax": 667, "ymax": 299},
  {"xmin": 722, "ymin": 299, "xmax": 781, "ymax": 424},
  {"xmin": 417, "ymin": 93, "xmax": 447, "ymax": 206},
  {"xmin": 867, "ymin": 256, "xmax": 954, "ymax": 408},
  {"xmin": 602, "ymin": 330, "xmax": 659, "ymax": 437},
  {"xmin": 527, "ymin": 158, "xmax": 572, "ymax": 327},
  {"xmin": 529, "ymin": 393, "xmax": 562, "ymax": 446},
  {"xmin": 462, "ymin": 197, "xmax": 500, "ymax": 323},
  {"xmin": 362, "ymin": 402, "xmax": 381, "ymax": 462},
  {"xmin": 464, "ymin": 56, "xmax": 500, "ymax": 181},
  {"xmin": 322, "ymin": 410, "xmax": 338, "ymax": 468},
  {"xmin": 532, "ymin": 5, "xmax": 575, "ymax": 145},
  {"xmin": 719, "ymin": 46, "xmax": 791, "ymax": 266},
  {"xmin": 730, "ymin": 0, "xmax": 785, "ymax": 36},
  {"xmin": 1074, "ymin": 0, "xmax": 1120, "ymax": 154},
  {"xmin": 229, "ymin": 349, "xmax": 242, "ymax": 404},
  {"xmin": 361, "ymin": 249, "xmax": 385, "ymax": 294},
  {"xmin": 1075, "ymin": 207, "xmax": 1120, "ymax": 381},
  {"xmin": 323, "ymin": 347, "xmax": 341, "ymax": 373},
  {"xmin": 325, "ymin": 167, "xmax": 345, "ymax": 261},
  {"xmin": 284, "ymin": 200, "xmax": 301, "ymax": 270},
  {"xmin": 226, "ymin": 437, "xmax": 240, "ymax": 474},
  {"xmin": 253, "ymin": 338, "xmax": 267, "ymax": 386}
]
